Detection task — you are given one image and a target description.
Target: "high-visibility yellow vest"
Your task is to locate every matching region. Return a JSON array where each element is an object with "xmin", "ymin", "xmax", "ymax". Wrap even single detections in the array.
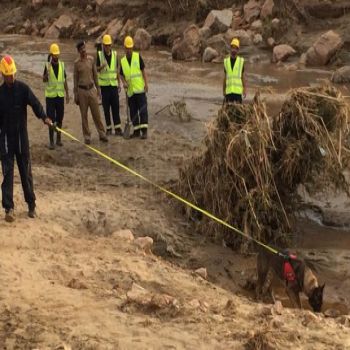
[
  {"xmin": 45, "ymin": 61, "xmax": 65, "ymax": 98},
  {"xmin": 98, "ymin": 50, "xmax": 118, "ymax": 87},
  {"xmin": 224, "ymin": 56, "xmax": 244, "ymax": 95},
  {"xmin": 121, "ymin": 52, "xmax": 145, "ymax": 97}
]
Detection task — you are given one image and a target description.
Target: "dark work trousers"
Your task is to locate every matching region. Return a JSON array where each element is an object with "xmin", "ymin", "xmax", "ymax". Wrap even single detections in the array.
[
  {"xmin": 1, "ymin": 152, "xmax": 36, "ymax": 210},
  {"xmin": 128, "ymin": 93, "xmax": 148, "ymax": 131},
  {"xmin": 101, "ymin": 86, "xmax": 121, "ymax": 131},
  {"xmin": 46, "ymin": 97, "xmax": 64, "ymax": 127},
  {"xmin": 225, "ymin": 93, "xmax": 243, "ymax": 104}
]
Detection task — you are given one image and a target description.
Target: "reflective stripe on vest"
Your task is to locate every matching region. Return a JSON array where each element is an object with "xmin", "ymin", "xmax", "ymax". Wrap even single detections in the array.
[
  {"xmin": 121, "ymin": 52, "xmax": 145, "ymax": 97},
  {"xmin": 98, "ymin": 50, "xmax": 118, "ymax": 87},
  {"xmin": 45, "ymin": 61, "xmax": 65, "ymax": 98},
  {"xmin": 224, "ymin": 56, "xmax": 244, "ymax": 95}
]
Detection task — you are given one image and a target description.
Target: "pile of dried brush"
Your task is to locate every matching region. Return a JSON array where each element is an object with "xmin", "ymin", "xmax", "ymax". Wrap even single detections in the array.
[{"xmin": 178, "ymin": 86, "xmax": 349, "ymax": 250}]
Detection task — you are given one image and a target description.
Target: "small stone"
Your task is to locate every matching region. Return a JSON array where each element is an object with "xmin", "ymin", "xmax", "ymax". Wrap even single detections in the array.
[
  {"xmin": 302, "ymin": 310, "xmax": 319, "ymax": 326},
  {"xmin": 272, "ymin": 300, "xmax": 283, "ymax": 315},
  {"xmin": 270, "ymin": 317, "xmax": 284, "ymax": 329},
  {"xmin": 202, "ymin": 47, "xmax": 219, "ymax": 62},
  {"xmin": 134, "ymin": 236, "xmax": 153, "ymax": 253},
  {"xmin": 324, "ymin": 308, "xmax": 341, "ymax": 318},
  {"xmin": 336, "ymin": 315, "xmax": 350, "ymax": 327},
  {"xmin": 271, "ymin": 18, "xmax": 280, "ymax": 30},
  {"xmin": 195, "ymin": 267, "xmax": 208, "ymax": 280},
  {"xmin": 250, "ymin": 19, "xmax": 263, "ymax": 32},
  {"xmin": 253, "ymin": 33, "xmax": 263, "ymax": 45},
  {"xmin": 112, "ymin": 229, "xmax": 134, "ymax": 242},
  {"xmin": 267, "ymin": 37, "xmax": 275, "ymax": 47},
  {"xmin": 67, "ymin": 278, "xmax": 88, "ymax": 290}
]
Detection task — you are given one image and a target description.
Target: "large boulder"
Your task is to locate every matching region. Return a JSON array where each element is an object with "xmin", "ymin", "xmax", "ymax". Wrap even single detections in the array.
[
  {"xmin": 272, "ymin": 44, "xmax": 297, "ymax": 63},
  {"xmin": 261, "ymin": 0, "xmax": 275, "ymax": 19},
  {"xmin": 204, "ymin": 9, "xmax": 233, "ymax": 35},
  {"xmin": 104, "ymin": 18, "xmax": 123, "ymax": 42},
  {"xmin": 134, "ymin": 28, "xmax": 152, "ymax": 50},
  {"xmin": 305, "ymin": 30, "xmax": 343, "ymax": 66},
  {"xmin": 243, "ymin": 0, "xmax": 261, "ymax": 23},
  {"xmin": 225, "ymin": 29, "xmax": 252, "ymax": 46},
  {"xmin": 202, "ymin": 47, "xmax": 219, "ymax": 63},
  {"xmin": 45, "ymin": 14, "xmax": 74, "ymax": 38},
  {"xmin": 44, "ymin": 24, "xmax": 60, "ymax": 39},
  {"xmin": 172, "ymin": 25, "xmax": 201, "ymax": 61},
  {"xmin": 206, "ymin": 34, "xmax": 227, "ymax": 56},
  {"xmin": 331, "ymin": 66, "xmax": 350, "ymax": 84}
]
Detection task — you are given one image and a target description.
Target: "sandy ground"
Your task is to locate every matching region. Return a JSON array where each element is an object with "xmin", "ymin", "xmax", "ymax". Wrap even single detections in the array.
[{"xmin": 0, "ymin": 48, "xmax": 350, "ymax": 348}]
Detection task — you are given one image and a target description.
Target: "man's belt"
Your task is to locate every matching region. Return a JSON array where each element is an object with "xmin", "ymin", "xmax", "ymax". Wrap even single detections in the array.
[{"xmin": 78, "ymin": 83, "xmax": 94, "ymax": 90}]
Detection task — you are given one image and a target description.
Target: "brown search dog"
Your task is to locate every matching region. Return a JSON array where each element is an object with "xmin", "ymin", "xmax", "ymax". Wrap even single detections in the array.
[{"xmin": 256, "ymin": 248, "xmax": 325, "ymax": 312}]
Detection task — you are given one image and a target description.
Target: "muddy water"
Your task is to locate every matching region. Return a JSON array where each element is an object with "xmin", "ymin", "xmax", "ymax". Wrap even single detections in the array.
[{"xmin": 1, "ymin": 34, "xmax": 349, "ymax": 314}]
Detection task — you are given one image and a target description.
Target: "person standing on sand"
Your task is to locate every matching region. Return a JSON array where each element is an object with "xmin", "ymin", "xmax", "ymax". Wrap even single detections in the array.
[
  {"xmin": 120, "ymin": 36, "xmax": 149, "ymax": 139},
  {"xmin": 73, "ymin": 40, "xmax": 108, "ymax": 145},
  {"xmin": 96, "ymin": 34, "xmax": 123, "ymax": 136},
  {"xmin": 43, "ymin": 43, "xmax": 70, "ymax": 150},
  {"xmin": 0, "ymin": 55, "xmax": 53, "ymax": 222},
  {"xmin": 223, "ymin": 38, "xmax": 247, "ymax": 104}
]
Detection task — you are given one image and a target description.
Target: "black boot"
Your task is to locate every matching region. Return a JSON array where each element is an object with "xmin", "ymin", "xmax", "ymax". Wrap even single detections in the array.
[
  {"xmin": 141, "ymin": 128, "xmax": 148, "ymax": 140},
  {"xmin": 49, "ymin": 129, "xmax": 55, "ymax": 150},
  {"xmin": 56, "ymin": 131, "xmax": 63, "ymax": 146},
  {"xmin": 130, "ymin": 129, "xmax": 141, "ymax": 138}
]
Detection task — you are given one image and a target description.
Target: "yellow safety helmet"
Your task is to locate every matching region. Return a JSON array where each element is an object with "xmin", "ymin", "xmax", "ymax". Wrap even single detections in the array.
[
  {"xmin": 103, "ymin": 34, "xmax": 112, "ymax": 45},
  {"xmin": 124, "ymin": 36, "xmax": 134, "ymax": 49},
  {"xmin": 0, "ymin": 55, "xmax": 17, "ymax": 76},
  {"xmin": 50, "ymin": 43, "xmax": 60, "ymax": 55},
  {"xmin": 231, "ymin": 38, "xmax": 240, "ymax": 48}
]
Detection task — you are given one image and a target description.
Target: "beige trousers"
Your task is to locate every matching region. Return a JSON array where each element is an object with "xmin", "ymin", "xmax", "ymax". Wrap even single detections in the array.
[{"xmin": 77, "ymin": 88, "xmax": 106, "ymax": 141}]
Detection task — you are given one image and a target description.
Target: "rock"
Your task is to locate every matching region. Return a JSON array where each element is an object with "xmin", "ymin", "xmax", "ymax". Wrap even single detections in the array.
[
  {"xmin": 199, "ymin": 26, "xmax": 211, "ymax": 41},
  {"xmin": 202, "ymin": 47, "xmax": 219, "ymax": 62},
  {"xmin": 270, "ymin": 317, "xmax": 284, "ymax": 329},
  {"xmin": 172, "ymin": 25, "xmax": 201, "ymax": 61},
  {"xmin": 150, "ymin": 293, "xmax": 178, "ymax": 309},
  {"xmin": 32, "ymin": 0, "xmax": 44, "ymax": 9},
  {"xmin": 127, "ymin": 283, "xmax": 179, "ymax": 310},
  {"xmin": 331, "ymin": 66, "xmax": 350, "ymax": 83},
  {"xmin": 336, "ymin": 315, "xmax": 350, "ymax": 327},
  {"xmin": 243, "ymin": 0, "xmax": 261, "ymax": 23},
  {"xmin": 134, "ymin": 28, "xmax": 152, "ymax": 50},
  {"xmin": 271, "ymin": 18, "xmax": 280, "ymax": 30},
  {"xmin": 272, "ymin": 301, "xmax": 283, "ymax": 315},
  {"xmin": 44, "ymin": 24, "xmax": 60, "ymax": 39},
  {"xmin": 206, "ymin": 34, "xmax": 227, "ymax": 56},
  {"xmin": 225, "ymin": 29, "xmax": 251, "ymax": 46},
  {"xmin": 87, "ymin": 25, "xmax": 102, "ymax": 37},
  {"xmin": 306, "ymin": 30, "xmax": 343, "ymax": 66},
  {"xmin": 204, "ymin": 9, "xmax": 233, "ymax": 35},
  {"xmin": 250, "ymin": 19, "xmax": 263, "ymax": 33},
  {"xmin": 272, "ymin": 44, "xmax": 297, "ymax": 63},
  {"xmin": 67, "ymin": 278, "xmax": 88, "ymax": 290},
  {"xmin": 260, "ymin": 306, "xmax": 273, "ymax": 316},
  {"xmin": 261, "ymin": 0, "xmax": 275, "ymax": 19},
  {"xmin": 195, "ymin": 267, "xmax": 208, "ymax": 280},
  {"xmin": 253, "ymin": 33, "xmax": 263, "ymax": 45},
  {"xmin": 127, "ymin": 283, "xmax": 151, "ymax": 305},
  {"xmin": 96, "ymin": 0, "xmax": 119, "ymax": 16},
  {"xmin": 134, "ymin": 236, "xmax": 153, "ymax": 253},
  {"xmin": 120, "ymin": 19, "xmax": 138, "ymax": 39},
  {"xmin": 112, "ymin": 229, "xmax": 134, "ymax": 242},
  {"xmin": 302, "ymin": 310, "xmax": 320, "ymax": 326},
  {"xmin": 299, "ymin": 53, "xmax": 307, "ymax": 66},
  {"xmin": 45, "ymin": 14, "xmax": 74, "ymax": 39},
  {"xmin": 23, "ymin": 19, "xmax": 32, "ymax": 34},
  {"xmin": 267, "ymin": 37, "xmax": 275, "ymax": 47},
  {"xmin": 4, "ymin": 25, "xmax": 16, "ymax": 34},
  {"xmin": 232, "ymin": 16, "xmax": 244, "ymax": 30},
  {"xmin": 104, "ymin": 19, "xmax": 123, "ymax": 42},
  {"xmin": 324, "ymin": 308, "xmax": 341, "ymax": 318}
]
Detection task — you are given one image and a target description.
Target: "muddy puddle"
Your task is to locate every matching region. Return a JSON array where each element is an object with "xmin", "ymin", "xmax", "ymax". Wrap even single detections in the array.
[{"xmin": 0, "ymin": 34, "xmax": 349, "ymax": 316}]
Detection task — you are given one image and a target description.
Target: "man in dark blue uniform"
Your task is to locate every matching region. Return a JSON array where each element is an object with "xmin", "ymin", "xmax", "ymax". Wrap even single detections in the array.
[{"xmin": 0, "ymin": 55, "xmax": 52, "ymax": 222}]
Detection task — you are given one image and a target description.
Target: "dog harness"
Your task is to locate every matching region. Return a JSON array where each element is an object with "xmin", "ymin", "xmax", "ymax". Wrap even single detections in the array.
[{"xmin": 283, "ymin": 253, "xmax": 297, "ymax": 282}]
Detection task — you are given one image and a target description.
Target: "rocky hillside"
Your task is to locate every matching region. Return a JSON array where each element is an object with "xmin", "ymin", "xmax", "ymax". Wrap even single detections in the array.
[{"xmin": 1, "ymin": 0, "xmax": 350, "ymax": 67}]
